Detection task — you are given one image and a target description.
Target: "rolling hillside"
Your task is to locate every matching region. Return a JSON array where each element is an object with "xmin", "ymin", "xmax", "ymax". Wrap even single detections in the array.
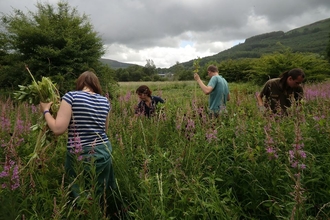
[
  {"xmin": 100, "ymin": 17, "xmax": 330, "ymax": 71},
  {"xmin": 172, "ymin": 17, "xmax": 330, "ymax": 71},
  {"xmin": 99, "ymin": 58, "xmax": 138, "ymax": 69}
]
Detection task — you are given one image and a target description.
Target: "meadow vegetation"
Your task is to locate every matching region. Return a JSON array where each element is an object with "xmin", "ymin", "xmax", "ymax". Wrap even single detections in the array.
[
  {"xmin": 1, "ymin": 2, "xmax": 330, "ymax": 219},
  {"xmin": 1, "ymin": 80, "xmax": 330, "ymax": 219}
]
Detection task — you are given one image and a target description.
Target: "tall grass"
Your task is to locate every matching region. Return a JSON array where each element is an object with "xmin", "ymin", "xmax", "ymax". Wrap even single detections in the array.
[{"xmin": 0, "ymin": 81, "xmax": 330, "ymax": 219}]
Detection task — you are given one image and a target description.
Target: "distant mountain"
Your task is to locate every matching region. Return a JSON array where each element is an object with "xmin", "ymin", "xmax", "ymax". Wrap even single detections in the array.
[
  {"xmin": 167, "ymin": 17, "xmax": 330, "ymax": 71},
  {"xmin": 99, "ymin": 58, "xmax": 138, "ymax": 69},
  {"xmin": 100, "ymin": 18, "xmax": 330, "ymax": 71}
]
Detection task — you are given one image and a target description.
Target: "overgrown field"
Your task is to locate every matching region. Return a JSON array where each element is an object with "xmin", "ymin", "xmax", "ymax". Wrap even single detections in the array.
[{"xmin": 1, "ymin": 81, "xmax": 330, "ymax": 219}]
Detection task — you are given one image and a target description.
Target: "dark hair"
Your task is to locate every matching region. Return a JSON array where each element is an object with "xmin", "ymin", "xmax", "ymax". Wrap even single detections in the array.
[
  {"xmin": 76, "ymin": 71, "xmax": 102, "ymax": 94},
  {"xmin": 279, "ymin": 68, "xmax": 305, "ymax": 84},
  {"xmin": 207, "ymin": 65, "xmax": 218, "ymax": 73},
  {"xmin": 136, "ymin": 85, "xmax": 152, "ymax": 96}
]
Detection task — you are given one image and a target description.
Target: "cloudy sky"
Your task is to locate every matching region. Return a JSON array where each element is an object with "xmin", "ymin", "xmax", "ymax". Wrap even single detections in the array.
[{"xmin": 1, "ymin": 0, "xmax": 330, "ymax": 68}]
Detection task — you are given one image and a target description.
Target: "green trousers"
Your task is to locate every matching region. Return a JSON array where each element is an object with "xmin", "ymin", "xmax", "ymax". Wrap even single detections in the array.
[{"xmin": 65, "ymin": 141, "xmax": 116, "ymax": 199}]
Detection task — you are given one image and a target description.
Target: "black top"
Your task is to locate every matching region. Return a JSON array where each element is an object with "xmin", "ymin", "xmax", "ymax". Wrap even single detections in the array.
[
  {"xmin": 260, "ymin": 78, "xmax": 303, "ymax": 113},
  {"xmin": 135, "ymin": 96, "xmax": 164, "ymax": 117}
]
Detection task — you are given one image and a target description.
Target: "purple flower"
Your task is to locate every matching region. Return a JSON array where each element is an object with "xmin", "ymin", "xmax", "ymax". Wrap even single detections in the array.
[
  {"xmin": 70, "ymin": 134, "xmax": 83, "ymax": 160},
  {"xmin": 289, "ymin": 150, "xmax": 294, "ymax": 159},
  {"xmin": 10, "ymin": 164, "xmax": 20, "ymax": 190},
  {"xmin": 263, "ymin": 124, "xmax": 278, "ymax": 160},
  {"xmin": 291, "ymin": 161, "xmax": 298, "ymax": 168},
  {"xmin": 0, "ymin": 170, "xmax": 9, "ymax": 178},
  {"xmin": 206, "ymin": 129, "xmax": 218, "ymax": 143},
  {"xmin": 186, "ymin": 119, "xmax": 195, "ymax": 130},
  {"xmin": 300, "ymin": 164, "xmax": 306, "ymax": 170},
  {"xmin": 31, "ymin": 105, "xmax": 38, "ymax": 113},
  {"xmin": 299, "ymin": 151, "xmax": 306, "ymax": 159},
  {"xmin": 1, "ymin": 116, "xmax": 11, "ymax": 132},
  {"xmin": 289, "ymin": 122, "xmax": 306, "ymax": 171},
  {"xmin": 0, "ymin": 159, "xmax": 20, "ymax": 190}
]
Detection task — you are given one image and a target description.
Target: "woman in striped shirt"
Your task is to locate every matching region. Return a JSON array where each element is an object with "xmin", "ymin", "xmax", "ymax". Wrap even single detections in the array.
[{"xmin": 40, "ymin": 71, "xmax": 115, "ymax": 203}]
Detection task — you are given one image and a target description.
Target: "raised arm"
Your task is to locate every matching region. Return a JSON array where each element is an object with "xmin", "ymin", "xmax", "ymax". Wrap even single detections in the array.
[{"xmin": 194, "ymin": 73, "xmax": 213, "ymax": 95}]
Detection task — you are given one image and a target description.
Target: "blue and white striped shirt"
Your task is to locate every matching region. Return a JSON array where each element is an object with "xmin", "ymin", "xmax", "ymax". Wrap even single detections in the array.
[{"xmin": 62, "ymin": 91, "xmax": 110, "ymax": 149}]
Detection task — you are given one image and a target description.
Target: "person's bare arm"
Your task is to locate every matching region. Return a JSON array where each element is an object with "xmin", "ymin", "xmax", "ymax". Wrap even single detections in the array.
[
  {"xmin": 256, "ymin": 93, "xmax": 264, "ymax": 106},
  {"xmin": 227, "ymin": 94, "xmax": 230, "ymax": 101},
  {"xmin": 40, "ymin": 100, "xmax": 72, "ymax": 135},
  {"xmin": 194, "ymin": 73, "xmax": 213, "ymax": 95}
]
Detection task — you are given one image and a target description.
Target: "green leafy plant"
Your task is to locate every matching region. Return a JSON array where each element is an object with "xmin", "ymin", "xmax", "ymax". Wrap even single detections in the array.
[
  {"xmin": 193, "ymin": 57, "xmax": 201, "ymax": 73},
  {"xmin": 13, "ymin": 66, "xmax": 60, "ymax": 170},
  {"xmin": 14, "ymin": 65, "xmax": 60, "ymax": 113}
]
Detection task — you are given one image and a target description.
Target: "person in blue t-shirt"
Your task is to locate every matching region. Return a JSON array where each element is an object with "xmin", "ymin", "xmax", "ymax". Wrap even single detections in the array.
[
  {"xmin": 194, "ymin": 65, "xmax": 230, "ymax": 118},
  {"xmin": 134, "ymin": 85, "xmax": 164, "ymax": 117}
]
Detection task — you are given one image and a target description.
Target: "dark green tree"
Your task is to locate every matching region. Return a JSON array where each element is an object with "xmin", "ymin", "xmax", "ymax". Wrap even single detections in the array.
[
  {"xmin": 251, "ymin": 49, "xmax": 330, "ymax": 84},
  {"xmin": 218, "ymin": 58, "xmax": 256, "ymax": 82},
  {"xmin": 172, "ymin": 62, "xmax": 186, "ymax": 80},
  {"xmin": 127, "ymin": 65, "xmax": 144, "ymax": 81},
  {"xmin": 144, "ymin": 59, "xmax": 156, "ymax": 71},
  {"xmin": 143, "ymin": 59, "xmax": 157, "ymax": 79},
  {"xmin": 178, "ymin": 69, "xmax": 193, "ymax": 81},
  {"xmin": 115, "ymin": 68, "xmax": 130, "ymax": 82},
  {"xmin": 0, "ymin": 1, "xmax": 109, "ymax": 92}
]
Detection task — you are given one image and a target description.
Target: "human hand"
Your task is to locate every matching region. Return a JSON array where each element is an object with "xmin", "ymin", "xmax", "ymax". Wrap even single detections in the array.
[
  {"xmin": 194, "ymin": 73, "xmax": 200, "ymax": 81},
  {"xmin": 258, "ymin": 105, "xmax": 266, "ymax": 113},
  {"xmin": 40, "ymin": 102, "xmax": 53, "ymax": 113}
]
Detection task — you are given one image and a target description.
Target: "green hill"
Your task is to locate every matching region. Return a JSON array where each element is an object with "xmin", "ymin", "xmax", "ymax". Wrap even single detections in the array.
[
  {"xmin": 99, "ymin": 58, "xmax": 138, "ymax": 69},
  {"xmin": 169, "ymin": 17, "xmax": 330, "ymax": 71},
  {"xmin": 100, "ymin": 18, "xmax": 330, "ymax": 71}
]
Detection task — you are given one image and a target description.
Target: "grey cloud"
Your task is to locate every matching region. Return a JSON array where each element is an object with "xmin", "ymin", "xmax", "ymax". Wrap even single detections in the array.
[{"xmin": 2, "ymin": 0, "xmax": 329, "ymax": 47}]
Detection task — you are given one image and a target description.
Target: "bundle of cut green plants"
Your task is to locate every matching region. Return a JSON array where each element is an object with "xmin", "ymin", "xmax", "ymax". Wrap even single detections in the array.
[
  {"xmin": 14, "ymin": 67, "xmax": 60, "ymax": 114},
  {"xmin": 13, "ymin": 67, "xmax": 60, "ymax": 170}
]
